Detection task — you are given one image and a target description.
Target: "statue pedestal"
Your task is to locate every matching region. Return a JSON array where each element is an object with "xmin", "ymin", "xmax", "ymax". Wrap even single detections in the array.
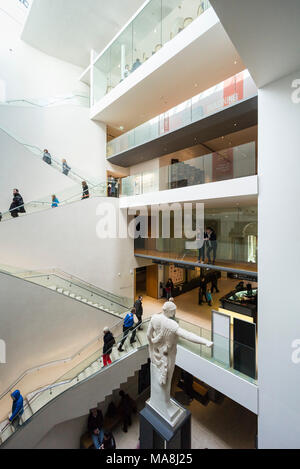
[{"xmin": 139, "ymin": 400, "xmax": 191, "ymax": 449}]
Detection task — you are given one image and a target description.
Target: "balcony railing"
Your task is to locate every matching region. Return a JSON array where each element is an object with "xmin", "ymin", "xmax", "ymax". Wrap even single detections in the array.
[
  {"xmin": 93, "ymin": 0, "xmax": 211, "ymax": 105},
  {"xmin": 107, "ymin": 70, "xmax": 257, "ymax": 158},
  {"xmin": 121, "ymin": 141, "xmax": 256, "ymax": 197}
]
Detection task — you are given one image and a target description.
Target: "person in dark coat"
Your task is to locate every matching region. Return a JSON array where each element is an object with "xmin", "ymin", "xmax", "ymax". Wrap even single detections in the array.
[
  {"xmin": 88, "ymin": 408, "xmax": 104, "ymax": 449},
  {"xmin": 9, "ymin": 189, "xmax": 26, "ymax": 218},
  {"xmin": 101, "ymin": 432, "xmax": 116, "ymax": 450},
  {"xmin": 165, "ymin": 279, "xmax": 174, "ymax": 300},
  {"xmin": 211, "ymin": 272, "xmax": 220, "ymax": 293},
  {"xmin": 81, "ymin": 181, "xmax": 90, "ymax": 200},
  {"xmin": 118, "ymin": 390, "xmax": 136, "ymax": 433},
  {"xmin": 102, "ymin": 327, "xmax": 115, "ymax": 367},
  {"xmin": 42, "ymin": 149, "xmax": 52, "ymax": 165},
  {"xmin": 206, "ymin": 227, "xmax": 218, "ymax": 265},
  {"xmin": 133, "ymin": 296, "xmax": 143, "ymax": 330}
]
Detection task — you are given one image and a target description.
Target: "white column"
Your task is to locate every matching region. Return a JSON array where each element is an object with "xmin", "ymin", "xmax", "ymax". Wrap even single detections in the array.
[{"xmin": 258, "ymin": 68, "xmax": 300, "ymax": 448}]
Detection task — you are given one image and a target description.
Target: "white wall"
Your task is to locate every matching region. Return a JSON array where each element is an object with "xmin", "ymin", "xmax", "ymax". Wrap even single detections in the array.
[
  {"xmin": 0, "ymin": 105, "xmax": 107, "ymax": 182},
  {"xmin": 0, "ymin": 271, "xmax": 120, "ymax": 393},
  {"xmin": 0, "ymin": 197, "xmax": 136, "ymax": 300},
  {"xmin": 258, "ymin": 69, "xmax": 300, "ymax": 448},
  {"xmin": 0, "ymin": 129, "xmax": 76, "ymax": 213},
  {"xmin": 0, "ymin": 11, "xmax": 107, "ymax": 181}
]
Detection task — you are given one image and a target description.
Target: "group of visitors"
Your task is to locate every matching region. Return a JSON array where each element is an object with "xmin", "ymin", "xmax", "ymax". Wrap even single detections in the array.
[
  {"xmin": 88, "ymin": 388, "xmax": 136, "ymax": 449},
  {"xmin": 199, "ymin": 273, "xmax": 220, "ymax": 306},
  {"xmin": 197, "ymin": 226, "xmax": 218, "ymax": 265},
  {"xmin": 51, "ymin": 181, "xmax": 90, "ymax": 210},
  {"xmin": 43, "ymin": 150, "xmax": 71, "ymax": 177}
]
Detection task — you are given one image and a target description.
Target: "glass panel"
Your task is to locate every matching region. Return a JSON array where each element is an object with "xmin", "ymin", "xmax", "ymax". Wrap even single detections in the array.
[
  {"xmin": 133, "ymin": 0, "xmax": 162, "ymax": 68},
  {"xmin": 93, "ymin": 48, "xmax": 111, "ymax": 104},
  {"xmin": 93, "ymin": 0, "xmax": 211, "ymax": 104},
  {"xmin": 134, "ymin": 199, "xmax": 258, "ymax": 272},
  {"xmin": 120, "ymin": 142, "xmax": 256, "ymax": 197},
  {"xmin": 107, "ymin": 70, "xmax": 257, "ymax": 158}
]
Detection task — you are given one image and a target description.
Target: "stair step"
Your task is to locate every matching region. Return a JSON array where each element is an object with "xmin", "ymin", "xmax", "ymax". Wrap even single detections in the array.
[
  {"xmin": 49, "ymin": 286, "xmax": 57, "ymax": 291},
  {"xmin": 63, "ymin": 291, "xmax": 70, "ymax": 296},
  {"xmin": 57, "ymin": 288, "xmax": 63, "ymax": 293},
  {"xmin": 69, "ymin": 293, "xmax": 76, "ymax": 298},
  {"xmin": 75, "ymin": 296, "xmax": 82, "ymax": 300}
]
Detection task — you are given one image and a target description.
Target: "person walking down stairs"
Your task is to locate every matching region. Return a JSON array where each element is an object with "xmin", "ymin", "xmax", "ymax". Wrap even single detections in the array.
[
  {"xmin": 51, "ymin": 195, "xmax": 59, "ymax": 208},
  {"xmin": 81, "ymin": 181, "xmax": 90, "ymax": 200},
  {"xmin": 62, "ymin": 159, "xmax": 71, "ymax": 176},
  {"xmin": 9, "ymin": 189, "xmax": 26, "ymax": 218},
  {"xmin": 9, "ymin": 390, "xmax": 24, "ymax": 429},
  {"xmin": 118, "ymin": 309, "xmax": 137, "ymax": 352},
  {"xmin": 102, "ymin": 327, "xmax": 115, "ymax": 367}
]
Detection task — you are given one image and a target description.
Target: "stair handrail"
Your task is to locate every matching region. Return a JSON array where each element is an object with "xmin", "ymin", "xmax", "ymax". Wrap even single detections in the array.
[
  {"xmin": 2, "ymin": 93, "xmax": 89, "ymax": 108},
  {"xmin": 0, "ymin": 320, "xmax": 149, "ymax": 439}
]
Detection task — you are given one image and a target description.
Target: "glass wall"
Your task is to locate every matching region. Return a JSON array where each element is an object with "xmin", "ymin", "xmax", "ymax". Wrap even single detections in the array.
[
  {"xmin": 93, "ymin": 0, "xmax": 211, "ymax": 105},
  {"xmin": 107, "ymin": 70, "xmax": 257, "ymax": 157},
  {"xmin": 121, "ymin": 141, "xmax": 256, "ymax": 196},
  {"xmin": 134, "ymin": 204, "xmax": 258, "ymax": 271}
]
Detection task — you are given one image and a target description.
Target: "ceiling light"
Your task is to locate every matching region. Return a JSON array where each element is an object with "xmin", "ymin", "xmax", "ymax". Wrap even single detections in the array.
[
  {"xmin": 234, "ymin": 60, "xmax": 238, "ymax": 65},
  {"xmin": 120, "ymin": 126, "xmax": 124, "ymax": 130}
]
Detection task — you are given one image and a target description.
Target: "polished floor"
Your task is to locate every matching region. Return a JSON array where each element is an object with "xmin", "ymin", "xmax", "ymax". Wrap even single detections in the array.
[
  {"xmin": 139, "ymin": 275, "xmax": 256, "ymax": 330},
  {"xmin": 114, "ymin": 370, "xmax": 257, "ymax": 450}
]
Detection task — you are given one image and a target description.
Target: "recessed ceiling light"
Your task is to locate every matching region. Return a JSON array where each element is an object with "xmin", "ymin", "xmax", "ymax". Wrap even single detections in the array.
[
  {"xmin": 234, "ymin": 60, "xmax": 238, "ymax": 65},
  {"xmin": 120, "ymin": 126, "xmax": 124, "ymax": 130}
]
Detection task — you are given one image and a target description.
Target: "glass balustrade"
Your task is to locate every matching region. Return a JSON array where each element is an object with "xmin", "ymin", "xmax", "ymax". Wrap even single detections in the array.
[
  {"xmin": 177, "ymin": 318, "xmax": 257, "ymax": 383},
  {"xmin": 121, "ymin": 141, "xmax": 257, "ymax": 197},
  {"xmin": 21, "ymin": 273, "xmax": 131, "ymax": 316},
  {"xmin": 107, "ymin": 70, "xmax": 257, "ymax": 157},
  {"xmin": 0, "ymin": 92, "xmax": 89, "ymax": 108},
  {"xmin": 0, "ymin": 321, "xmax": 149, "ymax": 445},
  {"xmin": 93, "ymin": 0, "xmax": 211, "ymax": 104}
]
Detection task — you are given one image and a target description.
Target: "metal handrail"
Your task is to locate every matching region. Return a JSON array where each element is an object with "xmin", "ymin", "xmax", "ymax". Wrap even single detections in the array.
[{"xmin": 0, "ymin": 320, "xmax": 148, "ymax": 438}]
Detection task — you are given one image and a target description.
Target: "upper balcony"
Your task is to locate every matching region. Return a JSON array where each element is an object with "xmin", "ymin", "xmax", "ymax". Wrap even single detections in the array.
[
  {"xmin": 89, "ymin": 0, "xmax": 246, "ymax": 128},
  {"xmin": 107, "ymin": 69, "xmax": 257, "ymax": 166}
]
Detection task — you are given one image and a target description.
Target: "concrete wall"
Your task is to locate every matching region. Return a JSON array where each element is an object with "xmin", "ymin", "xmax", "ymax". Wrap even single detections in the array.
[
  {"xmin": 258, "ymin": 69, "xmax": 300, "ymax": 448},
  {"xmin": 0, "ymin": 271, "xmax": 120, "ymax": 393},
  {"xmin": 0, "ymin": 197, "xmax": 136, "ymax": 300}
]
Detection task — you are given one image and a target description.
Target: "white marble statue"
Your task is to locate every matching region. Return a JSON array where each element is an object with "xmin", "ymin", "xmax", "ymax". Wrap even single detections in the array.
[{"xmin": 147, "ymin": 301, "xmax": 213, "ymax": 425}]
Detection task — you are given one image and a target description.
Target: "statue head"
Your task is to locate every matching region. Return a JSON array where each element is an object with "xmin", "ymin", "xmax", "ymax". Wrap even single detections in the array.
[{"xmin": 162, "ymin": 301, "xmax": 176, "ymax": 319}]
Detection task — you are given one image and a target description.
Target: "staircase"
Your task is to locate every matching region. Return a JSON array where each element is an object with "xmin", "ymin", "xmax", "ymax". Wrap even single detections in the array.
[
  {"xmin": 0, "ymin": 265, "xmax": 129, "ymax": 319},
  {"xmin": 0, "ymin": 323, "xmax": 149, "ymax": 449}
]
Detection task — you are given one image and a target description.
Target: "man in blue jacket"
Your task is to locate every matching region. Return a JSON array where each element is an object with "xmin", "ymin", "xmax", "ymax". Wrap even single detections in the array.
[
  {"xmin": 118, "ymin": 309, "xmax": 137, "ymax": 352},
  {"xmin": 9, "ymin": 390, "xmax": 24, "ymax": 428}
]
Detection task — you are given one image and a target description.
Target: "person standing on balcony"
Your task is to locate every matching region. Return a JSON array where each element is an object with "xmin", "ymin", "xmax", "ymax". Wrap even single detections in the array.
[
  {"xmin": 51, "ymin": 195, "xmax": 59, "ymax": 208},
  {"xmin": 206, "ymin": 227, "xmax": 218, "ymax": 265},
  {"xmin": 118, "ymin": 309, "xmax": 137, "ymax": 352},
  {"xmin": 88, "ymin": 408, "xmax": 104, "ymax": 450},
  {"xmin": 9, "ymin": 390, "xmax": 24, "ymax": 429},
  {"xmin": 42, "ymin": 149, "xmax": 52, "ymax": 165},
  {"xmin": 102, "ymin": 327, "xmax": 115, "ymax": 367},
  {"xmin": 81, "ymin": 181, "xmax": 89, "ymax": 200},
  {"xmin": 9, "ymin": 189, "xmax": 26, "ymax": 218},
  {"xmin": 131, "ymin": 58, "xmax": 141, "ymax": 73},
  {"xmin": 134, "ymin": 296, "xmax": 143, "ymax": 330},
  {"xmin": 62, "ymin": 159, "xmax": 71, "ymax": 176}
]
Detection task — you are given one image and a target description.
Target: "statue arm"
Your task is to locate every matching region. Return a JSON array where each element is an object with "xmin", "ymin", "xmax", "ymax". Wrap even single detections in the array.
[{"xmin": 176, "ymin": 327, "xmax": 213, "ymax": 348}]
